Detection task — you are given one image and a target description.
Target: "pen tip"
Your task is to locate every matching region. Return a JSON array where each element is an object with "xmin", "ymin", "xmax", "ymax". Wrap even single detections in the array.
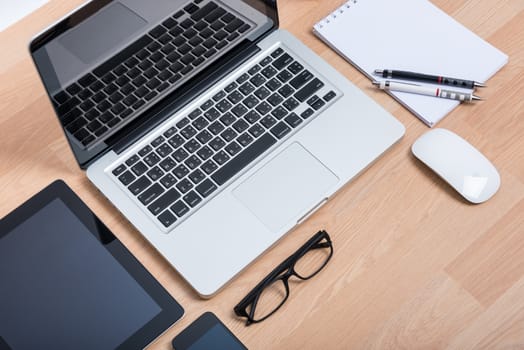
[
  {"xmin": 474, "ymin": 82, "xmax": 487, "ymax": 88},
  {"xmin": 371, "ymin": 80, "xmax": 380, "ymax": 86},
  {"xmin": 472, "ymin": 95, "xmax": 483, "ymax": 101},
  {"xmin": 374, "ymin": 69, "xmax": 383, "ymax": 75}
]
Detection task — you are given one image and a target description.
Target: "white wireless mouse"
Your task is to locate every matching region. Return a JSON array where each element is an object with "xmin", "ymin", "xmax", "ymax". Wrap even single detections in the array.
[{"xmin": 412, "ymin": 128, "xmax": 500, "ymax": 204}]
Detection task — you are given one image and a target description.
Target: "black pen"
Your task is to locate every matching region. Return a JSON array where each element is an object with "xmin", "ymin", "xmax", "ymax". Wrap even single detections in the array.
[{"xmin": 374, "ymin": 69, "xmax": 486, "ymax": 89}]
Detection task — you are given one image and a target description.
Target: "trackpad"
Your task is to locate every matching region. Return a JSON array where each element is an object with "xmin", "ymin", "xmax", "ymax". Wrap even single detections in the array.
[{"xmin": 233, "ymin": 143, "xmax": 339, "ymax": 232}]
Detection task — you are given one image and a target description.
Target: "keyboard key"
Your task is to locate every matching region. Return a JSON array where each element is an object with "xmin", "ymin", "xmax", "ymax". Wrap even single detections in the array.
[
  {"xmin": 267, "ymin": 93, "xmax": 284, "ymax": 107},
  {"xmin": 211, "ymin": 133, "xmax": 276, "ymax": 185},
  {"xmin": 160, "ymin": 173, "xmax": 177, "ymax": 188},
  {"xmin": 255, "ymin": 101, "xmax": 272, "ymax": 115},
  {"xmin": 289, "ymin": 70, "xmax": 313, "ymax": 89},
  {"xmin": 112, "ymin": 164, "xmax": 126, "ymax": 176},
  {"xmin": 220, "ymin": 112, "xmax": 236, "ymax": 126},
  {"xmin": 139, "ymin": 183, "xmax": 165, "ymax": 205},
  {"xmin": 248, "ymin": 124, "xmax": 264, "ymax": 138},
  {"xmin": 118, "ymin": 171, "xmax": 136, "ymax": 186},
  {"xmin": 204, "ymin": 108, "xmax": 220, "ymax": 121},
  {"xmin": 196, "ymin": 130, "xmax": 213, "ymax": 144},
  {"xmin": 238, "ymin": 82, "xmax": 255, "ymax": 95},
  {"xmin": 232, "ymin": 119, "xmax": 249, "ymax": 133},
  {"xmin": 168, "ymin": 134, "xmax": 185, "ymax": 148},
  {"xmin": 266, "ymin": 78, "xmax": 282, "ymax": 90},
  {"xmin": 285, "ymin": 112, "xmax": 302, "ymax": 128},
  {"xmin": 209, "ymin": 137, "xmax": 226, "ymax": 151},
  {"xmin": 193, "ymin": 116, "xmax": 209, "ymax": 131},
  {"xmin": 147, "ymin": 166, "xmax": 164, "ymax": 181},
  {"xmin": 209, "ymin": 121, "xmax": 226, "ymax": 135},
  {"xmin": 138, "ymin": 145, "xmax": 152, "ymax": 156},
  {"xmin": 288, "ymin": 61, "xmax": 304, "ymax": 74},
  {"xmin": 185, "ymin": 155, "xmax": 202, "ymax": 169},
  {"xmin": 311, "ymin": 98, "xmax": 326, "ymax": 110},
  {"xmin": 202, "ymin": 159, "xmax": 218, "ymax": 174},
  {"xmin": 184, "ymin": 3, "xmax": 199, "ymax": 14},
  {"xmin": 176, "ymin": 179, "xmax": 194, "ymax": 193},
  {"xmin": 125, "ymin": 154, "xmax": 140, "ymax": 166},
  {"xmin": 181, "ymin": 125, "xmax": 197, "ymax": 139},
  {"xmin": 148, "ymin": 188, "xmax": 181, "ymax": 215},
  {"xmin": 213, "ymin": 150, "xmax": 230, "ymax": 165},
  {"xmin": 294, "ymin": 78, "xmax": 324, "ymax": 102},
  {"xmin": 323, "ymin": 90, "xmax": 337, "ymax": 102},
  {"xmin": 301, "ymin": 108, "xmax": 314, "ymax": 119},
  {"xmin": 272, "ymin": 53, "xmax": 293, "ymax": 70},
  {"xmin": 254, "ymin": 86, "xmax": 271, "ymax": 100},
  {"xmin": 261, "ymin": 66, "xmax": 277, "ymax": 78},
  {"xmin": 244, "ymin": 110, "xmax": 261, "ymax": 123},
  {"xmin": 129, "ymin": 176, "xmax": 152, "ymax": 195},
  {"xmin": 188, "ymin": 169, "xmax": 206, "ymax": 184},
  {"xmin": 196, "ymin": 146, "xmax": 213, "ymax": 160},
  {"xmin": 130, "ymin": 161, "xmax": 148, "ymax": 176},
  {"xmin": 173, "ymin": 164, "xmax": 190, "ymax": 179},
  {"xmin": 224, "ymin": 18, "xmax": 244, "ymax": 33},
  {"xmin": 171, "ymin": 200, "xmax": 190, "ymax": 217},
  {"xmin": 225, "ymin": 142, "xmax": 242, "ymax": 156},
  {"xmin": 184, "ymin": 139, "xmax": 201, "ymax": 153},
  {"xmin": 191, "ymin": 2, "xmax": 218, "ymax": 21},
  {"xmin": 158, "ymin": 210, "xmax": 177, "ymax": 227},
  {"xmin": 237, "ymin": 133, "xmax": 254, "ymax": 147},
  {"xmin": 271, "ymin": 48, "xmax": 284, "ymax": 58},
  {"xmin": 271, "ymin": 106, "xmax": 288, "ymax": 120},
  {"xmin": 163, "ymin": 127, "xmax": 177, "ymax": 138},
  {"xmin": 149, "ymin": 26, "xmax": 167, "ymax": 38},
  {"xmin": 183, "ymin": 190, "xmax": 202, "ymax": 208},
  {"xmin": 196, "ymin": 179, "xmax": 217, "ymax": 198},
  {"xmin": 173, "ymin": 148, "xmax": 190, "ymax": 162},
  {"xmin": 144, "ymin": 152, "xmax": 161, "ymax": 166},
  {"xmin": 260, "ymin": 115, "xmax": 277, "ymax": 128},
  {"xmin": 270, "ymin": 121, "xmax": 292, "ymax": 139},
  {"xmin": 159, "ymin": 157, "xmax": 177, "ymax": 172},
  {"xmin": 216, "ymin": 99, "xmax": 233, "ymax": 113},
  {"xmin": 283, "ymin": 97, "xmax": 299, "ymax": 111}
]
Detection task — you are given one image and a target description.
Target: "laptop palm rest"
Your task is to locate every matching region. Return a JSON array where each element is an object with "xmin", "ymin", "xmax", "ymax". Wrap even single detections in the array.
[{"xmin": 233, "ymin": 142, "xmax": 339, "ymax": 232}]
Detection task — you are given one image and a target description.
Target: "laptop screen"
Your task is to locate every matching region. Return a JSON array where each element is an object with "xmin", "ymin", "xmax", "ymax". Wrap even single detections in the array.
[{"xmin": 30, "ymin": 0, "xmax": 278, "ymax": 167}]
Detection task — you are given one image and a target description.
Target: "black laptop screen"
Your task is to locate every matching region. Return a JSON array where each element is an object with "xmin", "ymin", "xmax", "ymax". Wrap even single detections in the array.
[{"xmin": 30, "ymin": 0, "xmax": 278, "ymax": 167}]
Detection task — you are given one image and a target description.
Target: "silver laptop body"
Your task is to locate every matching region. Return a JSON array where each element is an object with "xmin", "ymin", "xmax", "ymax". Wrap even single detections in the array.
[{"xmin": 30, "ymin": 0, "xmax": 404, "ymax": 297}]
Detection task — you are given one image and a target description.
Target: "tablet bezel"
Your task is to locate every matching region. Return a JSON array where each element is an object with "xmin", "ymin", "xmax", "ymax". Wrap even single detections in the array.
[{"xmin": 0, "ymin": 180, "xmax": 184, "ymax": 349}]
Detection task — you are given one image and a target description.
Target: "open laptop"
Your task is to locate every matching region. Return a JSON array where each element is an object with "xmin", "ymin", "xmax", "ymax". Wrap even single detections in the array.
[{"xmin": 30, "ymin": 0, "xmax": 405, "ymax": 297}]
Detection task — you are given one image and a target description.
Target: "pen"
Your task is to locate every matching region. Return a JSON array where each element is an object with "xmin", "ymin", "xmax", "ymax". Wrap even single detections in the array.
[
  {"xmin": 374, "ymin": 69, "xmax": 486, "ymax": 89},
  {"xmin": 372, "ymin": 80, "xmax": 482, "ymax": 102}
]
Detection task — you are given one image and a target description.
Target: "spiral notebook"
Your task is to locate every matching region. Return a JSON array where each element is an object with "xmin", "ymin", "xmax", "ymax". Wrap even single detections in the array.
[{"xmin": 313, "ymin": 0, "xmax": 508, "ymax": 126}]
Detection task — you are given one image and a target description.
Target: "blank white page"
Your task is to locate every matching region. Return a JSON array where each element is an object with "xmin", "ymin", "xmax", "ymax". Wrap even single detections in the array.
[{"xmin": 314, "ymin": 0, "xmax": 508, "ymax": 126}]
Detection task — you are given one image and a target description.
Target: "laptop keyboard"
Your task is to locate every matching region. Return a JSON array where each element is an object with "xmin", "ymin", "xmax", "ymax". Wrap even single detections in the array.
[
  {"xmin": 111, "ymin": 47, "xmax": 339, "ymax": 230},
  {"xmin": 52, "ymin": 0, "xmax": 253, "ymax": 149}
]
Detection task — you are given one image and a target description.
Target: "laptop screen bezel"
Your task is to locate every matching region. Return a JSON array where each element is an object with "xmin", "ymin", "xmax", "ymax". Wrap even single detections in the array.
[{"xmin": 29, "ymin": 0, "xmax": 279, "ymax": 169}]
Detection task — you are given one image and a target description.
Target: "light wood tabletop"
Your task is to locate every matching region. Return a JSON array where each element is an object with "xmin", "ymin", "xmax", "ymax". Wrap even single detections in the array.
[{"xmin": 1, "ymin": 0, "xmax": 524, "ymax": 349}]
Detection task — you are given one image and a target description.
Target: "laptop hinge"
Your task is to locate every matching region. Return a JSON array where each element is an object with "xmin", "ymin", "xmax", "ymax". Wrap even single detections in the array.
[{"xmin": 111, "ymin": 42, "xmax": 261, "ymax": 155}]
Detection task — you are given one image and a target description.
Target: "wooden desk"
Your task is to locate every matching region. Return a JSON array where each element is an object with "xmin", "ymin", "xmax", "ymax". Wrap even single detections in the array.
[{"xmin": 1, "ymin": 1, "xmax": 523, "ymax": 348}]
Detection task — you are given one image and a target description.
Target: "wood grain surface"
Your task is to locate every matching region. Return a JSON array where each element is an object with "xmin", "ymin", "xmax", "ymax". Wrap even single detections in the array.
[{"xmin": 1, "ymin": 1, "xmax": 523, "ymax": 349}]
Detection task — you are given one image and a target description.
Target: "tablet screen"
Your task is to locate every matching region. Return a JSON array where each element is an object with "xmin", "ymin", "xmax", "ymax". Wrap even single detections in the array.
[{"xmin": 0, "ymin": 181, "xmax": 183, "ymax": 349}]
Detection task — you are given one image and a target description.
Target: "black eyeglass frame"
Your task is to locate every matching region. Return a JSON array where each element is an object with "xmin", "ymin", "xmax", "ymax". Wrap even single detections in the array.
[{"xmin": 234, "ymin": 230, "xmax": 333, "ymax": 325}]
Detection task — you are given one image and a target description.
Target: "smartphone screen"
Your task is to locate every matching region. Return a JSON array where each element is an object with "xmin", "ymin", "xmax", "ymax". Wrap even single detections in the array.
[{"xmin": 172, "ymin": 312, "xmax": 247, "ymax": 350}]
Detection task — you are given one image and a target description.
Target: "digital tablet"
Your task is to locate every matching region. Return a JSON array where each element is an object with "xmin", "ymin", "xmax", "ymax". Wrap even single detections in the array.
[
  {"xmin": 172, "ymin": 312, "xmax": 247, "ymax": 350},
  {"xmin": 0, "ymin": 180, "xmax": 184, "ymax": 350}
]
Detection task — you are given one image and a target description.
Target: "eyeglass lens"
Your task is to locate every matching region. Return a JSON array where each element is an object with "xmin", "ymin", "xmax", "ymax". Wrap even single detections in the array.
[{"xmin": 249, "ymin": 237, "xmax": 332, "ymax": 322}]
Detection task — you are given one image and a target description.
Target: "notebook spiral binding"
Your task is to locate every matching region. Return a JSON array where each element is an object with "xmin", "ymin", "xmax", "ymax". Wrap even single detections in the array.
[{"xmin": 314, "ymin": 0, "xmax": 358, "ymax": 30}]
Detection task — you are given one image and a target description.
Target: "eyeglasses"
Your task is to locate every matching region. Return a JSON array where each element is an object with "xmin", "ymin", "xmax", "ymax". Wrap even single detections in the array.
[{"xmin": 234, "ymin": 230, "xmax": 333, "ymax": 325}]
